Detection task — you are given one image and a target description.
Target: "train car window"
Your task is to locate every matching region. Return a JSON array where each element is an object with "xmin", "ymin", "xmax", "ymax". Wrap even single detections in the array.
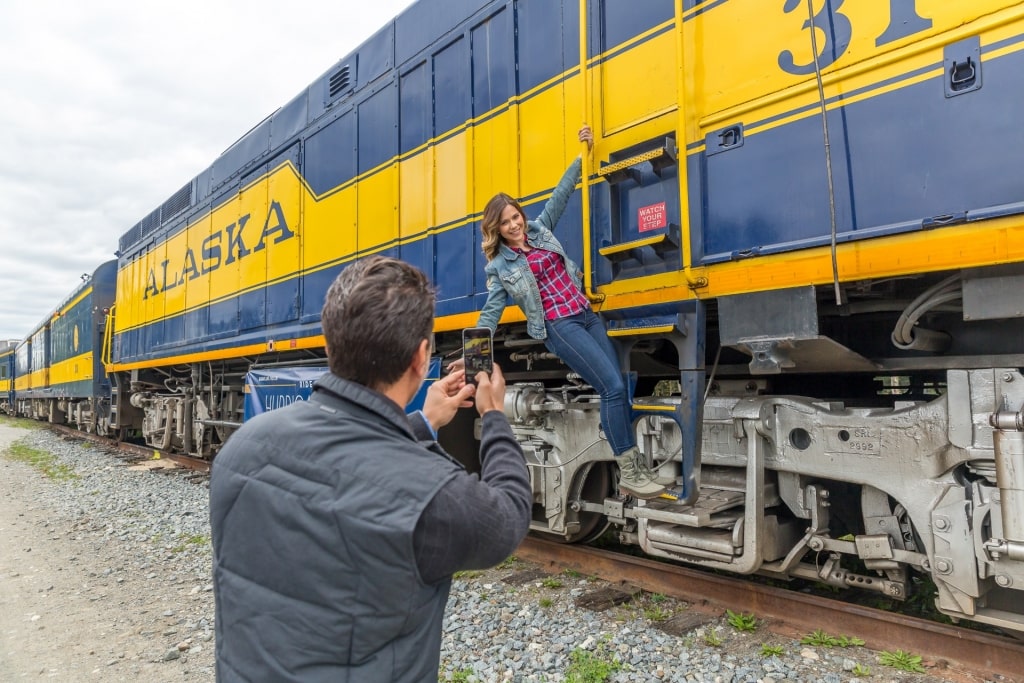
[
  {"xmin": 433, "ymin": 36, "xmax": 470, "ymax": 136},
  {"xmin": 471, "ymin": 7, "xmax": 513, "ymax": 116}
]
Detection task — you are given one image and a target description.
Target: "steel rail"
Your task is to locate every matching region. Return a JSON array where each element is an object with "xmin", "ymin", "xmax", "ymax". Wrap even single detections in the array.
[
  {"xmin": 517, "ymin": 536, "xmax": 1024, "ymax": 680},
  {"xmin": 46, "ymin": 423, "xmax": 211, "ymax": 473}
]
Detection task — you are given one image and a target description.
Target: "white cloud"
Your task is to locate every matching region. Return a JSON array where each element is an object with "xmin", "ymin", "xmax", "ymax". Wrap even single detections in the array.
[{"xmin": 0, "ymin": 0, "xmax": 414, "ymax": 339}]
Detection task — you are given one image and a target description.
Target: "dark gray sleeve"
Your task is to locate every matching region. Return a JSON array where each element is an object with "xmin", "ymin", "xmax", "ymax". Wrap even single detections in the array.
[
  {"xmin": 413, "ymin": 411, "xmax": 531, "ymax": 584},
  {"xmin": 406, "ymin": 410, "xmax": 435, "ymax": 441}
]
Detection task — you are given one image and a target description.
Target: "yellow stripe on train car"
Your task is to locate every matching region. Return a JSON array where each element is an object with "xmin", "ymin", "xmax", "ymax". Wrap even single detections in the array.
[{"xmin": 49, "ymin": 352, "xmax": 94, "ymax": 385}]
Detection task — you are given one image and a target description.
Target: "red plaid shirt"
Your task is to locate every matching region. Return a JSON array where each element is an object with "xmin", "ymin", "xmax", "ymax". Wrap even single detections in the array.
[{"xmin": 518, "ymin": 246, "xmax": 590, "ymax": 321}]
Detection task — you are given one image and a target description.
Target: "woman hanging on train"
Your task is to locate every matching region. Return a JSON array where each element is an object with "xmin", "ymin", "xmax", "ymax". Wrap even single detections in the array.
[{"xmin": 474, "ymin": 124, "xmax": 666, "ymax": 499}]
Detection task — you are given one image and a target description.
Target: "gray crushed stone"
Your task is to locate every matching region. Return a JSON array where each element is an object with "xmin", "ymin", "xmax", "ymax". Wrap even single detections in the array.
[{"xmin": 4, "ymin": 427, "xmax": 987, "ymax": 682}]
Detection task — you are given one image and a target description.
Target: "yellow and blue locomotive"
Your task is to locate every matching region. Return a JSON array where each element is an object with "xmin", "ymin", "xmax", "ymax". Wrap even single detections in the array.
[{"xmin": 10, "ymin": 0, "xmax": 1024, "ymax": 633}]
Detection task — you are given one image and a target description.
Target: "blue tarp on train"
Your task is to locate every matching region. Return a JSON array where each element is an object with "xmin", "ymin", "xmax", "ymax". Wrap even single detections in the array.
[{"xmin": 244, "ymin": 359, "xmax": 441, "ymax": 421}]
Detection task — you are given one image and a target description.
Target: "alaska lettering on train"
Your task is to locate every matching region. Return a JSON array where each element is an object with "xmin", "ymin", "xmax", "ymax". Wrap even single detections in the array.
[{"xmin": 142, "ymin": 200, "xmax": 295, "ymax": 300}]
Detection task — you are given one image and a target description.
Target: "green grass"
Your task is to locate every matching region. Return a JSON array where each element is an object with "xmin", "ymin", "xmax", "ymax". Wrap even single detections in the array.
[
  {"xmin": 564, "ymin": 646, "xmax": 621, "ymax": 683},
  {"xmin": 643, "ymin": 604, "xmax": 671, "ymax": 622},
  {"xmin": 879, "ymin": 649, "xmax": 926, "ymax": 673},
  {"xmin": 541, "ymin": 577, "xmax": 564, "ymax": 589},
  {"xmin": 497, "ymin": 555, "xmax": 519, "ymax": 569},
  {"xmin": 799, "ymin": 629, "xmax": 863, "ymax": 648},
  {"xmin": 760, "ymin": 644, "xmax": 784, "ymax": 657},
  {"xmin": 3, "ymin": 441, "xmax": 78, "ymax": 480},
  {"xmin": 170, "ymin": 533, "xmax": 210, "ymax": 553},
  {"xmin": 0, "ymin": 415, "xmax": 43, "ymax": 429},
  {"xmin": 726, "ymin": 609, "xmax": 758, "ymax": 631},
  {"xmin": 453, "ymin": 570, "xmax": 482, "ymax": 580}
]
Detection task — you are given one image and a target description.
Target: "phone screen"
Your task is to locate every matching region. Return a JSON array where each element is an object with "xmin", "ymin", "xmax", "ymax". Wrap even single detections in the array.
[{"xmin": 462, "ymin": 327, "xmax": 493, "ymax": 384}]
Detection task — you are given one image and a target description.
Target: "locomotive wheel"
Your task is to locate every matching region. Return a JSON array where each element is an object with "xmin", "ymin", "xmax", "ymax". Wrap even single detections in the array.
[{"xmin": 537, "ymin": 460, "xmax": 613, "ymax": 544}]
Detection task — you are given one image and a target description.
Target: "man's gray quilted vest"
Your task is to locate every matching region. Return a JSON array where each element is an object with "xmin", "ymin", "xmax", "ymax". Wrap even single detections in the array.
[{"xmin": 212, "ymin": 382, "xmax": 462, "ymax": 682}]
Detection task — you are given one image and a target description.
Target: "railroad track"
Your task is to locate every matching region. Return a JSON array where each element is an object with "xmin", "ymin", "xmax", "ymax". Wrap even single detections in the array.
[
  {"xmin": 517, "ymin": 536, "xmax": 1024, "ymax": 680},
  {"xmin": 40, "ymin": 421, "xmax": 1024, "ymax": 677},
  {"xmin": 48, "ymin": 423, "xmax": 211, "ymax": 473}
]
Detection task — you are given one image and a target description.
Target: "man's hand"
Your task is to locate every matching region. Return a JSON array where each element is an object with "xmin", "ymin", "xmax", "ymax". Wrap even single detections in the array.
[
  {"xmin": 422, "ymin": 369, "xmax": 475, "ymax": 430},
  {"xmin": 474, "ymin": 363, "xmax": 506, "ymax": 416}
]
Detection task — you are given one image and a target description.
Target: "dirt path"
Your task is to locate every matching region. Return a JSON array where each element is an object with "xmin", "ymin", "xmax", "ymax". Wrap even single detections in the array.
[{"xmin": 0, "ymin": 424, "xmax": 211, "ymax": 681}]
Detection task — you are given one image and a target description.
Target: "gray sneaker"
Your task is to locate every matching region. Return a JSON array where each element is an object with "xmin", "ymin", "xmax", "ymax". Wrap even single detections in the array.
[{"xmin": 617, "ymin": 447, "xmax": 667, "ymax": 499}]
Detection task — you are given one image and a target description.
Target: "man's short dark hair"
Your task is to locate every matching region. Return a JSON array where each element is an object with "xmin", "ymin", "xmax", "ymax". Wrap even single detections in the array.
[{"xmin": 321, "ymin": 256, "xmax": 436, "ymax": 390}]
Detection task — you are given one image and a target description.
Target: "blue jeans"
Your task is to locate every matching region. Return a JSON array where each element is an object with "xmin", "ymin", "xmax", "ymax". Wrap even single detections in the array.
[{"xmin": 544, "ymin": 310, "xmax": 636, "ymax": 455}]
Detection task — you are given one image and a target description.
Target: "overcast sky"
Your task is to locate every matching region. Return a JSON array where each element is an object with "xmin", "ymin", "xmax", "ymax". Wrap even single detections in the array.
[{"xmin": 0, "ymin": 0, "xmax": 415, "ymax": 341}]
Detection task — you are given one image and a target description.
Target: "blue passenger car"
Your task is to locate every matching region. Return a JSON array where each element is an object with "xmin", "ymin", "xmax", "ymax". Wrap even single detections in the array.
[
  {"xmin": 0, "ymin": 341, "xmax": 16, "ymax": 414},
  {"xmin": 16, "ymin": 261, "xmax": 117, "ymax": 431}
]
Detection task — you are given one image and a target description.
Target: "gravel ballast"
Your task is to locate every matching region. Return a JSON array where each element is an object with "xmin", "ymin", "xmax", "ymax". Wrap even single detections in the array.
[{"xmin": 0, "ymin": 423, "xmax": 995, "ymax": 682}]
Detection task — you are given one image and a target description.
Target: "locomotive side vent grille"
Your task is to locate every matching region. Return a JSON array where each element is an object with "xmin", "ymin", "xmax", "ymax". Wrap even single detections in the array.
[
  {"xmin": 160, "ymin": 182, "xmax": 192, "ymax": 222},
  {"xmin": 120, "ymin": 224, "xmax": 142, "ymax": 253},
  {"xmin": 328, "ymin": 65, "xmax": 351, "ymax": 100},
  {"xmin": 140, "ymin": 208, "xmax": 161, "ymax": 238}
]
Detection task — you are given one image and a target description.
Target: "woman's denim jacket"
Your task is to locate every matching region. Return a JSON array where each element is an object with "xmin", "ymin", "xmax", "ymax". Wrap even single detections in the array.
[{"xmin": 477, "ymin": 157, "xmax": 585, "ymax": 340}]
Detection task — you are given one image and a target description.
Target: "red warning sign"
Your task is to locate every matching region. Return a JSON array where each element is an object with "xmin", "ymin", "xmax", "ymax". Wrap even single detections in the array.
[{"xmin": 638, "ymin": 201, "xmax": 667, "ymax": 233}]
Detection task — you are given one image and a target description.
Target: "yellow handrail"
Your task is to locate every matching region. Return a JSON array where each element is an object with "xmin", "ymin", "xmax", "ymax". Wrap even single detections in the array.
[
  {"xmin": 675, "ymin": 0, "xmax": 694, "ymax": 278},
  {"xmin": 579, "ymin": 0, "xmax": 599, "ymax": 302},
  {"xmin": 101, "ymin": 305, "xmax": 116, "ymax": 371}
]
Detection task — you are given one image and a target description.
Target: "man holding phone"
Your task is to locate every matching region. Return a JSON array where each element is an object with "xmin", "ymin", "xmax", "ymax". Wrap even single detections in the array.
[{"xmin": 210, "ymin": 256, "xmax": 531, "ymax": 683}]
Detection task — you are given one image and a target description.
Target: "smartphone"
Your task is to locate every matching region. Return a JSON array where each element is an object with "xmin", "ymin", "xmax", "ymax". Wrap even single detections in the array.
[{"xmin": 462, "ymin": 327, "xmax": 493, "ymax": 385}]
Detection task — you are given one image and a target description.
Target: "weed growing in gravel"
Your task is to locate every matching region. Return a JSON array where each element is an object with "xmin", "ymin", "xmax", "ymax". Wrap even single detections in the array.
[
  {"xmin": 703, "ymin": 629, "xmax": 723, "ymax": 647},
  {"xmin": 539, "ymin": 597, "xmax": 554, "ymax": 608},
  {"xmin": 879, "ymin": 649, "xmax": 926, "ymax": 673},
  {"xmin": 497, "ymin": 555, "xmax": 519, "ymax": 569},
  {"xmin": 760, "ymin": 644, "xmax": 784, "ymax": 657},
  {"xmin": 564, "ymin": 643, "xmax": 621, "ymax": 683},
  {"xmin": 171, "ymin": 534, "xmax": 210, "ymax": 553},
  {"xmin": 800, "ymin": 629, "xmax": 863, "ymax": 648},
  {"xmin": 563, "ymin": 568, "xmax": 581, "ymax": 578},
  {"xmin": 541, "ymin": 577, "xmax": 564, "ymax": 589},
  {"xmin": 642, "ymin": 603, "xmax": 671, "ymax": 622},
  {"xmin": 445, "ymin": 668, "xmax": 474, "ymax": 682},
  {"xmin": 453, "ymin": 570, "xmax": 482, "ymax": 580},
  {"xmin": 4, "ymin": 442, "xmax": 78, "ymax": 480},
  {"xmin": 648, "ymin": 592, "xmax": 667, "ymax": 603},
  {"xmin": 852, "ymin": 663, "xmax": 871, "ymax": 677},
  {"xmin": 726, "ymin": 609, "xmax": 758, "ymax": 631}
]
